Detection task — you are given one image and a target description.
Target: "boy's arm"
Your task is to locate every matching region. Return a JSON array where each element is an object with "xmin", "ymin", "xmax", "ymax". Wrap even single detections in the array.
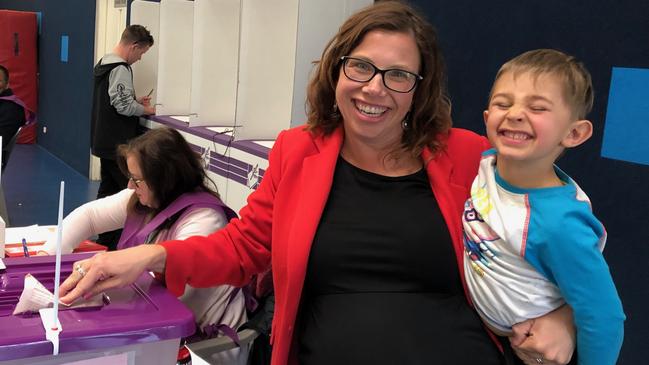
[{"xmin": 526, "ymin": 210, "xmax": 625, "ymax": 365}]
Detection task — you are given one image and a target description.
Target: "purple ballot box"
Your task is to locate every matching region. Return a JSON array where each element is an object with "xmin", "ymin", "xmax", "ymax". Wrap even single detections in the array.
[{"xmin": 0, "ymin": 254, "xmax": 195, "ymax": 365}]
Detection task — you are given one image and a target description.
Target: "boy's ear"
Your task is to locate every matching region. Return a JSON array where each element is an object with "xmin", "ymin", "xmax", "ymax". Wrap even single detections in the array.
[
  {"xmin": 562, "ymin": 119, "xmax": 593, "ymax": 148},
  {"xmin": 483, "ymin": 110, "xmax": 489, "ymax": 124}
]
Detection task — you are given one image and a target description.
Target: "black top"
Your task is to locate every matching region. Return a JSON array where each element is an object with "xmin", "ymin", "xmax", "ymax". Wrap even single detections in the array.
[
  {"xmin": 0, "ymin": 88, "xmax": 25, "ymax": 148},
  {"xmin": 297, "ymin": 157, "xmax": 502, "ymax": 365},
  {"xmin": 0, "ymin": 88, "xmax": 25, "ymax": 169},
  {"xmin": 90, "ymin": 60, "xmax": 139, "ymax": 159}
]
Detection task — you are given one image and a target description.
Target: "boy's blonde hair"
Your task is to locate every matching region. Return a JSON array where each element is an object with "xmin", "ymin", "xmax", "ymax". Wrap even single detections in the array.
[{"xmin": 490, "ymin": 49, "xmax": 594, "ymax": 120}]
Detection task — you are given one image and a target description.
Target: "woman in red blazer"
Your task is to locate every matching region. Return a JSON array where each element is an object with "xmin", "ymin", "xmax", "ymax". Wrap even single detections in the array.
[{"xmin": 61, "ymin": 2, "xmax": 576, "ymax": 364}]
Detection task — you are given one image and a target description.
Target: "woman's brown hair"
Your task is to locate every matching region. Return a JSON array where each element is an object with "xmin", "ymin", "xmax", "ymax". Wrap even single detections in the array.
[
  {"xmin": 116, "ymin": 127, "xmax": 220, "ymax": 215},
  {"xmin": 306, "ymin": 0, "xmax": 452, "ymax": 155}
]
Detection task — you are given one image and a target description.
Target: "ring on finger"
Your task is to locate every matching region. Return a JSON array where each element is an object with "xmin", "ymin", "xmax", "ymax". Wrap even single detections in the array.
[
  {"xmin": 535, "ymin": 357, "xmax": 544, "ymax": 364},
  {"xmin": 75, "ymin": 264, "xmax": 87, "ymax": 278}
]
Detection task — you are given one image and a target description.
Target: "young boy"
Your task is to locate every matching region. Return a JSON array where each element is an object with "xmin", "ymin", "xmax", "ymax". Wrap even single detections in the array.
[{"xmin": 462, "ymin": 49, "xmax": 625, "ymax": 365}]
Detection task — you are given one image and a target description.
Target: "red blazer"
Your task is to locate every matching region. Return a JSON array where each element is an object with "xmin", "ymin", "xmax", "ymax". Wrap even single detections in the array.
[{"xmin": 161, "ymin": 125, "xmax": 491, "ymax": 365}]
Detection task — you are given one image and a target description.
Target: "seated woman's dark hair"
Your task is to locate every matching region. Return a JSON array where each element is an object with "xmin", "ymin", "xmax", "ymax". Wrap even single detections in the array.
[{"xmin": 116, "ymin": 127, "xmax": 219, "ymax": 214}]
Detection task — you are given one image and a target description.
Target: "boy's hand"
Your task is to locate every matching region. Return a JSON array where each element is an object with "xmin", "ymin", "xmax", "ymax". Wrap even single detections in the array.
[{"xmin": 510, "ymin": 305, "xmax": 575, "ymax": 365}]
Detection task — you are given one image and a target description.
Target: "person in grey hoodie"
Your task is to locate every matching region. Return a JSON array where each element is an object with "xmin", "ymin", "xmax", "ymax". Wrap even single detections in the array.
[{"xmin": 90, "ymin": 24, "xmax": 155, "ymax": 250}]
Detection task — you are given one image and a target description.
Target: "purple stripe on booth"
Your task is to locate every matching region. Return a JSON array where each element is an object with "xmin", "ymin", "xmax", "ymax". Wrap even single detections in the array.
[
  {"xmin": 233, "ymin": 140, "xmax": 271, "ymax": 159},
  {"xmin": 148, "ymin": 115, "xmax": 271, "ymax": 159},
  {"xmin": 148, "ymin": 116, "xmax": 271, "ymax": 188},
  {"xmin": 149, "ymin": 115, "xmax": 234, "ymax": 147}
]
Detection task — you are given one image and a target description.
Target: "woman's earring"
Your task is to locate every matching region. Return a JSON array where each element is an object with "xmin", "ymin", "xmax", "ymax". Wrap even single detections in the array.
[
  {"xmin": 331, "ymin": 103, "xmax": 340, "ymax": 119},
  {"xmin": 402, "ymin": 112, "xmax": 411, "ymax": 130}
]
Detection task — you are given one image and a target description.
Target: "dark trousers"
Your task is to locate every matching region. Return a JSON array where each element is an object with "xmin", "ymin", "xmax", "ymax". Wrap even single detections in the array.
[{"xmin": 96, "ymin": 158, "xmax": 128, "ymax": 250}]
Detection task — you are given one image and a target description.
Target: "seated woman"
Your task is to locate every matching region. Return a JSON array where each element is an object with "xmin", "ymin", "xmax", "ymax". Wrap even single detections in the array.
[{"xmin": 40, "ymin": 127, "xmax": 248, "ymax": 364}]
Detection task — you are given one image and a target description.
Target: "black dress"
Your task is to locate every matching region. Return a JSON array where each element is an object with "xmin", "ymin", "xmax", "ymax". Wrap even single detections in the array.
[{"xmin": 297, "ymin": 157, "xmax": 503, "ymax": 364}]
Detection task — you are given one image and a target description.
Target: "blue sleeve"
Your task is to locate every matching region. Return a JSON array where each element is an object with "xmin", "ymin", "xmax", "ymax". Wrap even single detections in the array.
[{"xmin": 525, "ymin": 201, "xmax": 625, "ymax": 365}]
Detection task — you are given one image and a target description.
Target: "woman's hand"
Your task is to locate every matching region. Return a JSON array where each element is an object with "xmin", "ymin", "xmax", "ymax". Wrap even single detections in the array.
[
  {"xmin": 510, "ymin": 305, "xmax": 576, "ymax": 365},
  {"xmin": 59, "ymin": 244, "xmax": 167, "ymax": 305}
]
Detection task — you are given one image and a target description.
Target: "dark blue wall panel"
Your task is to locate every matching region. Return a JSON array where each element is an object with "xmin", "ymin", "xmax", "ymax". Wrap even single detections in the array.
[
  {"xmin": 409, "ymin": 0, "xmax": 648, "ymax": 363},
  {"xmin": 1, "ymin": 0, "xmax": 95, "ymax": 175}
]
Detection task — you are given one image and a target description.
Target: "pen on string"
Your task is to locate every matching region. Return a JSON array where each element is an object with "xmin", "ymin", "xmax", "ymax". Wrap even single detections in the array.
[{"xmin": 22, "ymin": 238, "xmax": 30, "ymax": 257}]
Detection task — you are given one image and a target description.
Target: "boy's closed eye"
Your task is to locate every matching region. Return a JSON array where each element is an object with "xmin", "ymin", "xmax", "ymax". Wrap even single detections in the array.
[
  {"xmin": 529, "ymin": 105, "xmax": 549, "ymax": 112},
  {"xmin": 491, "ymin": 101, "xmax": 511, "ymax": 109}
]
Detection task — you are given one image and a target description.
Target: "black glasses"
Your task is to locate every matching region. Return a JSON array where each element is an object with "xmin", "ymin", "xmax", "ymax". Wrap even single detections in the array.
[
  {"xmin": 128, "ymin": 175, "xmax": 145, "ymax": 188},
  {"xmin": 340, "ymin": 56, "xmax": 423, "ymax": 93}
]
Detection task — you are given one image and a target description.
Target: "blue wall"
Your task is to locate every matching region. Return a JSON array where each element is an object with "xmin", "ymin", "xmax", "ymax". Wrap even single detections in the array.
[
  {"xmin": 410, "ymin": 0, "xmax": 648, "ymax": 363},
  {"xmin": 0, "ymin": 0, "xmax": 96, "ymax": 175}
]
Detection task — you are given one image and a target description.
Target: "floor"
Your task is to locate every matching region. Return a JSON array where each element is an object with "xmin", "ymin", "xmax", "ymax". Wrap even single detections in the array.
[{"xmin": 2, "ymin": 144, "xmax": 99, "ymax": 227}]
